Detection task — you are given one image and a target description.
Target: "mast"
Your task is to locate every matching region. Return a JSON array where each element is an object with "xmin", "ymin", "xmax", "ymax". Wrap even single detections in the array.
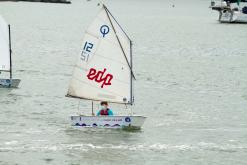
[
  {"xmin": 91, "ymin": 101, "xmax": 94, "ymax": 115},
  {"xmin": 8, "ymin": 24, "xmax": 12, "ymax": 80},
  {"xmin": 130, "ymin": 40, "xmax": 133, "ymax": 105}
]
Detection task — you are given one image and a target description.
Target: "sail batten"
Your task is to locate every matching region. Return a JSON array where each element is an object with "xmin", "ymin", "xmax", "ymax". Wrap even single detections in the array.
[
  {"xmin": 67, "ymin": 5, "xmax": 135, "ymax": 104},
  {"xmin": 0, "ymin": 16, "xmax": 10, "ymax": 72}
]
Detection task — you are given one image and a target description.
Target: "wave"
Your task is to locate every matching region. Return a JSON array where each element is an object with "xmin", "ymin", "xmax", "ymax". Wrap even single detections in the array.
[{"xmin": 1, "ymin": 142, "xmax": 247, "ymax": 153}]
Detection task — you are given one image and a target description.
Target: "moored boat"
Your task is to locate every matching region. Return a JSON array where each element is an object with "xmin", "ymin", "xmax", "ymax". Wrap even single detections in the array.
[{"xmin": 210, "ymin": 0, "xmax": 247, "ymax": 23}]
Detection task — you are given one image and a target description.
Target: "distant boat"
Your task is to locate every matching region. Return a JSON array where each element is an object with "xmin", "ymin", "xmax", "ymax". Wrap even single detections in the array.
[
  {"xmin": 210, "ymin": 0, "xmax": 247, "ymax": 23},
  {"xmin": 0, "ymin": 16, "xmax": 20, "ymax": 88},
  {"xmin": 66, "ymin": 4, "xmax": 146, "ymax": 129}
]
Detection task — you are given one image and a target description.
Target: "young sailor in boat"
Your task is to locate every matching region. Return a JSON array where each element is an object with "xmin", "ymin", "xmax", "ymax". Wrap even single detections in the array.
[{"xmin": 97, "ymin": 101, "xmax": 114, "ymax": 116}]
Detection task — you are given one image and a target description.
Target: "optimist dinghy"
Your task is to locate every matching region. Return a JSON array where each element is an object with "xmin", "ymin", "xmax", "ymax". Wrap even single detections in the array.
[
  {"xmin": 66, "ymin": 4, "xmax": 146, "ymax": 129},
  {"xmin": 0, "ymin": 16, "xmax": 20, "ymax": 88}
]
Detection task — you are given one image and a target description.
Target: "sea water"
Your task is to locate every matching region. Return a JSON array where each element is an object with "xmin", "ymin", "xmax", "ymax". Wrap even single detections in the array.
[{"xmin": 0, "ymin": 0, "xmax": 247, "ymax": 164}]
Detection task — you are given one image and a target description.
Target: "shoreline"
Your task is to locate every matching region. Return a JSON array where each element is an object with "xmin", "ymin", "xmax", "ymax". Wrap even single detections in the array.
[{"xmin": 0, "ymin": 0, "xmax": 71, "ymax": 4}]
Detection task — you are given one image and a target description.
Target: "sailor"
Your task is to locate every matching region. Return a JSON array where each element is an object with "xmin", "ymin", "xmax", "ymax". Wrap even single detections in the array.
[{"xmin": 97, "ymin": 101, "xmax": 113, "ymax": 116}]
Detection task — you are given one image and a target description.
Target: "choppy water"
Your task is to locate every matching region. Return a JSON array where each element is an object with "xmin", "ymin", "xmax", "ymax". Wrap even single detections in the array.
[{"xmin": 0, "ymin": 0, "xmax": 247, "ymax": 164}]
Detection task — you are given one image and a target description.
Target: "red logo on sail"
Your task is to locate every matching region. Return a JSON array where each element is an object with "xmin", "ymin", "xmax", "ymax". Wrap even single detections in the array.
[{"xmin": 87, "ymin": 68, "xmax": 113, "ymax": 88}]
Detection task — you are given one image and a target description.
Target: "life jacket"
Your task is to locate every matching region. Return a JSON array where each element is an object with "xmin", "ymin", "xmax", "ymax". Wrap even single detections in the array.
[{"xmin": 100, "ymin": 108, "xmax": 110, "ymax": 115}]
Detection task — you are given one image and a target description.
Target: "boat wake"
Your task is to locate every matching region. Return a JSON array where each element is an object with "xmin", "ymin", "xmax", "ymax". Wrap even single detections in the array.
[{"xmin": 1, "ymin": 142, "xmax": 246, "ymax": 153}]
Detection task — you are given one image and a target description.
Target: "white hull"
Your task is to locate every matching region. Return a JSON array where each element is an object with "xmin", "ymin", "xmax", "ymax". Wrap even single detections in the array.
[
  {"xmin": 211, "ymin": 2, "xmax": 247, "ymax": 23},
  {"xmin": 70, "ymin": 115, "xmax": 146, "ymax": 129},
  {"xmin": 219, "ymin": 11, "xmax": 247, "ymax": 23},
  {"xmin": 0, "ymin": 79, "xmax": 21, "ymax": 88}
]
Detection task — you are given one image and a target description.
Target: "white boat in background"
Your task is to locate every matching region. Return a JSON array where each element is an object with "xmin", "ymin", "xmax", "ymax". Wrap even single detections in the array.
[
  {"xmin": 0, "ymin": 16, "xmax": 20, "ymax": 88},
  {"xmin": 66, "ymin": 4, "xmax": 146, "ymax": 129},
  {"xmin": 210, "ymin": 0, "xmax": 247, "ymax": 23}
]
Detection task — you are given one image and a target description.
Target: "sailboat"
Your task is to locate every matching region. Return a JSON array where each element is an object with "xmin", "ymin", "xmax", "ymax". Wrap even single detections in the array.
[
  {"xmin": 210, "ymin": 0, "xmax": 247, "ymax": 23},
  {"xmin": 0, "ymin": 16, "xmax": 21, "ymax": 88},
  {"xmin": 66, "ymin": 4, "xmax": 146, "ymax": 129}
]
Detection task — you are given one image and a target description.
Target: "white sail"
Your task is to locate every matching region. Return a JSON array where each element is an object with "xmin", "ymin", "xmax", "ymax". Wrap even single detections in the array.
[
  {"xmin": 67, "ymin": 5, "xmax": 134, "ymax": 104},
  {"xmin": 0, "ymin": 15, "xmax": 10, "ymax": 71}
]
